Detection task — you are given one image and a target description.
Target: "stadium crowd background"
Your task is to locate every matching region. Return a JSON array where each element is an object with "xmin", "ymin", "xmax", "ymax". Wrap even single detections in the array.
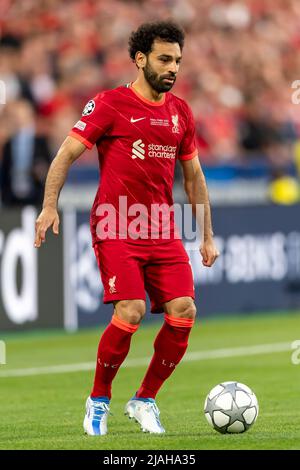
[{"xmin": 0, "ymin": 0, "xmax": 300, "ymax": 205}]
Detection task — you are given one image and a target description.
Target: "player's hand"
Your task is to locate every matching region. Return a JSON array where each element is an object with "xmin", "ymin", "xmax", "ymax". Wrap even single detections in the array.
[
  {"xmin": 34, "ymin": 207, "xmax": 60, "ymax": 248},
  {"xmin": 200, "ymin": 239, "xmax": 220, "ymax": 267}
]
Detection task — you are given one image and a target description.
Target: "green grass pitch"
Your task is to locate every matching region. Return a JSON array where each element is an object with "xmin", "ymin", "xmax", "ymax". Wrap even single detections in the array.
[{"xmin": 0, "ymin": 311, "xmax": 299, "ymax": 450}]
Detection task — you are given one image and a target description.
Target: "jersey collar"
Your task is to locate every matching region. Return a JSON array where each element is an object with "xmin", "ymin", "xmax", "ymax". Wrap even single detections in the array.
[{"xmin": 127, "ymin": 82, "xmax": 166, "ymax": 107}]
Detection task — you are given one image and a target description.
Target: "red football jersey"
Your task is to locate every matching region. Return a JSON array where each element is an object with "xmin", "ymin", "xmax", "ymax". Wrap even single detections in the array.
[{"xmin": 70, "ymin": 83, "xmax": 198, "ymax": 245}]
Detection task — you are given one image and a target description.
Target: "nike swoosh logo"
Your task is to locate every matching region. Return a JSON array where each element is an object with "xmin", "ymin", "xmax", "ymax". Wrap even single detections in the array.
[{"xmin": 130, "ymin": 117, "xmax": 146, "ymax": 123}]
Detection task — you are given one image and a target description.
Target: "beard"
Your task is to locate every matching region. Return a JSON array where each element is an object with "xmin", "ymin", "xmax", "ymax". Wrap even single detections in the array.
[{"xmin": 143, "ymin": 60, "xmax": 176, "ymax": 93}]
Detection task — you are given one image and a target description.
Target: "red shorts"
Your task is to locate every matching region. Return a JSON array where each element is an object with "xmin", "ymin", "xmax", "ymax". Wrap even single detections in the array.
[{"xmin": 94, "ymin": 239, "xmax": 195, "ymax": 313}]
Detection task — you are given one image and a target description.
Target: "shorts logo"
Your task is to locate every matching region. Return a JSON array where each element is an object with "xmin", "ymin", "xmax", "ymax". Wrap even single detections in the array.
[
  {"xmin": 171, "ymin": 114, "xmax": 179, "ymax": 133},
  {"xmin": 109, "ymin": 275, "xmax": 117, "ymax": 293},
  {"xmin": 82, "ymin": 100, "xmax": 95, "ymax": 116},
  {"xmin": 131, "ymin": 139, "xmax": 145, "ymax": 160}
]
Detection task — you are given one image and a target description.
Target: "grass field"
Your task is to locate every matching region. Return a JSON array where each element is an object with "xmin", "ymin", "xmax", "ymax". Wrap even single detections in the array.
[{"xmin": 0, "ymin": 311, "xmax": 300, "ymax": 450}]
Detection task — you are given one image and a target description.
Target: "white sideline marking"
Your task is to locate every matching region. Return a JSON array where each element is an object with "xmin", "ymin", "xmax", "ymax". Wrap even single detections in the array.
[{"xmin": 0, "ymin": 341, "xmax": 292, "ymax": 378}]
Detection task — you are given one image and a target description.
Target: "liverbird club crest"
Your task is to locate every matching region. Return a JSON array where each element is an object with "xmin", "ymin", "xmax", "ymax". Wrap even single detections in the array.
[
  {"xmin": 109, "ymin": 275, "xmax": 117, "ymax": 293},
  {"xmin": 171, "ymin": 114, "xmax": 179, "ymax": 133}
]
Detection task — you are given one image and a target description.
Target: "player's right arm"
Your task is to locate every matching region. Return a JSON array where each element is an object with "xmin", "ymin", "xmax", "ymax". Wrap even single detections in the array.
[
  {"xmin": 34, "ymin": 136, "xmax": 86, "ymax": 248},
  {"xmin": 35, "ymin": 92, "xmax": 115, "ymax": 247}
]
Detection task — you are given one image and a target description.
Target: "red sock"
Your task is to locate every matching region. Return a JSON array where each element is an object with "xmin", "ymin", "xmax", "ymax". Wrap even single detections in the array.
[
  {"xmin": 91, "ymin": 315, "xmax": 139, "ymax": 399},
  {"xmin": 136, "ymin": 314, "xmax": 194, "ymax": 399}
]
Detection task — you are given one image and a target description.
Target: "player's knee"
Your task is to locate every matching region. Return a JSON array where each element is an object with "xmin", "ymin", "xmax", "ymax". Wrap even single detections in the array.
[
  {"xmin": 169, "ymin": 297, "xmax": 197, "ymax": 320},
  {"xmin": 114, "ymin": 299, "xmax": 146, "ymax": 325},
  {"xmin": 124, "ymin": 310, "xmax": 144, "ymax": 325},
  {"xmin": 180, "ymin": 302, "xmax": 197, "ymax": 320},
  {"xmin": 189, "ymin": 304, "xmax": 197, "ymax": 320}
]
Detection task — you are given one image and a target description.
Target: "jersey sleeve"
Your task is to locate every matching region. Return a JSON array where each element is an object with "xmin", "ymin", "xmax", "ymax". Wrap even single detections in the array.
[
  {"xmin": 69, "ymin": 93, "xmax": 114, "ymax": 149},
  {"xmin": 178, "ymin": 103, "xmax": 198, "ymax": 161}
]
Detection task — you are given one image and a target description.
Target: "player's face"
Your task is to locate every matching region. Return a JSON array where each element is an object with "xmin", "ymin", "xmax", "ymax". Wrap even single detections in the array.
[{"xmin": 143, "ymin": 40, "xmax": 182, "ymax": 93}]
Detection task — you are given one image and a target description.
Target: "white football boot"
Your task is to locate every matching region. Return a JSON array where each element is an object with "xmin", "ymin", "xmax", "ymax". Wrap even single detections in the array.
[
  {"xmin": 125, "ymin": 397, "xmax": 165, "ymax": 434},
  {"xmin": 83, "ymin": 396, "xmax": 110, "ymax": 436}
]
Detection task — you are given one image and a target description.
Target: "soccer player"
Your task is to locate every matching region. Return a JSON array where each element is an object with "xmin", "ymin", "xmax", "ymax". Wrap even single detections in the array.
[{"xmin": 35, "ymin": 21, "xmax": 219, "ymax": 436}]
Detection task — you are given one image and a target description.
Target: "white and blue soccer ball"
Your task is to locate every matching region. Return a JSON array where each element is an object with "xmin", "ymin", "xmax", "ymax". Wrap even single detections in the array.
[{"xmin": 204, "ymin": 381, "xmax": 259, "ymax": 434}]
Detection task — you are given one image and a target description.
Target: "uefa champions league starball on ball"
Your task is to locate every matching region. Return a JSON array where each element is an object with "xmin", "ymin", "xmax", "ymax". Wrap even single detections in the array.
[{"xmin": 204, "ymin": 381, "xmax": 259, "ymax": 434}]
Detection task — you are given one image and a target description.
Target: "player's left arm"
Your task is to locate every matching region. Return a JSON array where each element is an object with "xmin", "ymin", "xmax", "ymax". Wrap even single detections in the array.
[{"xmin": 180, "ymin": 156, "xmax": 219, "ymax": 267}]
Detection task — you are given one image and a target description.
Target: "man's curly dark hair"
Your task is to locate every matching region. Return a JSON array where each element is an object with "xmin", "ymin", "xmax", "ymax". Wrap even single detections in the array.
[{"xmin": 128, "ymin": 21, "xmax": 185, "ymax": 62}]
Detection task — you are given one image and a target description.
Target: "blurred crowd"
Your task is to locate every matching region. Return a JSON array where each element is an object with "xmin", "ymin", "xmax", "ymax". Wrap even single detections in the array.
[{"xmin": 0, "ymin": 0, "xmax": 300, "ymax": 205}]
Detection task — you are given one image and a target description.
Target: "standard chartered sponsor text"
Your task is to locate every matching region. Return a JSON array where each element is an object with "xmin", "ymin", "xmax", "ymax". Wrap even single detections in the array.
[{"xmin": 148, "ymin": 143, "xmax": 177, "ymax": 159}]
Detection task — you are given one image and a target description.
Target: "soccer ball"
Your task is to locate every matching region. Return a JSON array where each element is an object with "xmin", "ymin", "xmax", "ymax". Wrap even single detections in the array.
[{"xmin": 204, "ymin": 381, "xmax": 259, "ymax": 434}]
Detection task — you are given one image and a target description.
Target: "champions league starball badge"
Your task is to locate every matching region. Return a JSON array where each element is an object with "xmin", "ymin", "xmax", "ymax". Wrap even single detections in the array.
[{"xmin": 82, "ymin": 100, "xmax": 96, "ymax": 116}]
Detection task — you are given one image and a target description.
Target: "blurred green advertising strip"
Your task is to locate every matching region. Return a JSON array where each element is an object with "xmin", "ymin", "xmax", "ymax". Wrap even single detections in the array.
[{"xmin": 0, "ymin": 340, "xmax": 6, "ymax": 364}]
